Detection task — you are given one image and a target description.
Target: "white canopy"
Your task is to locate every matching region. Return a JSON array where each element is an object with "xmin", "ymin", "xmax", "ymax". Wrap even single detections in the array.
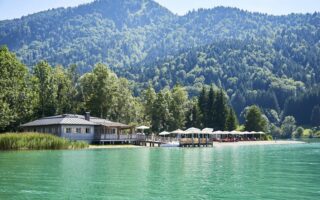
[
  {"xmin": 249, "ymin": 131, "xmax": 257, "ymax": 134},
  {"xmin": 159, "ymin": 131, "xmax": 170, "ymax": 136},
  {"xmin": 185, "ymin": 127, "xmax": 201, "ymax": 134},
  {"xmin": 230, "ymin": 130, "xmax": 240, "ymax": 134},
  {"xmin": 170, "ymin": 129, "xmax": 185, "ymax": 134},
  {"xmin": 213, "ymin": 130, "xmax": 223, "ymax": 134},
  {"xmin": 202, "ymin": 128, "xmax": 214, "ymax": 134}
]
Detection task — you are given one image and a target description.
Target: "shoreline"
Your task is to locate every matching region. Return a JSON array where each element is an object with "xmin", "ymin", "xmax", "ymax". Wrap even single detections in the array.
[
  {"xmin": 211, "ymin": 140, "xmax": 305, "ymax": 147},
  {"xmin": 88, "ymin": 140, "xmax": 306, "ymax": 149},
  {"xmin": 89, "ymin": 144, "xmax": 142, "ymax": 149}
]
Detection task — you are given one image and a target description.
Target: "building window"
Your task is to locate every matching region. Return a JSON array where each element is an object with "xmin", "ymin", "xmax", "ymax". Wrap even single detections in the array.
[
  {"xmin": 86, "ymin": 128, "xmax": 91, "ymax": 134},
  {"xmin": 112, "ymin": 128, "xmax": 116, "ymax": 134},
  {"xmin": 76, "ymin": 128, "xmax": 81, "ymax": 134},
  {"xmin": 66, "ymin": 128, "xmax": 72, "ymax": 133}
]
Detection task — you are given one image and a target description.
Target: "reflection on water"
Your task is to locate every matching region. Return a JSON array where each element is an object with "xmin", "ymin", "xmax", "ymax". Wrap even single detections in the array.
[{"xmin": 0, "ymin": 143, "xmax": 320, "ymax": 199}]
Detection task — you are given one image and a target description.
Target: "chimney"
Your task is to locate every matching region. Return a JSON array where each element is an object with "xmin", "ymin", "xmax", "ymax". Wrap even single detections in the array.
[{"xmin": 85, "ymin": 112, "xmax": 90, "ymax": 121}]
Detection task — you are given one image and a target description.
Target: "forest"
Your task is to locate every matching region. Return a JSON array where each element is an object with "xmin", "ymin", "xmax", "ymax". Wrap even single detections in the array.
[
  {"xmin": 1, "ymin": 46, "xmax": 319, "ymax": 138},
  {"xmin": 0, "ymin": 0, "xmax": 320, "ymax": 136}
]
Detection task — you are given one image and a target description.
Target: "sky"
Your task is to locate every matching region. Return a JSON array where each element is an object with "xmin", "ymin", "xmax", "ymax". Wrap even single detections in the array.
[{"xmin": 0, "ymin": 0, "xmax": 320, "ymax": 20}]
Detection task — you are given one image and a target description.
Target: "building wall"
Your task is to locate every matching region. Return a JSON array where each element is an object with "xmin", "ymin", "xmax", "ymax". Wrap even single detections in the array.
[
  {"xmin": 60, "ymin": 125, "xmax": 95, "ymax": 142},
  {"xmin": 23, "ymin": 125, "xmax": 95, "ymax": 143},
  {"xmin": 23, "ymin": 125, "xmax": 62, "ymax": 136}
]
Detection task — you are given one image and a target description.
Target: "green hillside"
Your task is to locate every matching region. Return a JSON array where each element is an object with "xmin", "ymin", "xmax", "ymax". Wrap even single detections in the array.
[{"xmin": 0, "ymin": 0, "xmax": 319, "ymax": 127}]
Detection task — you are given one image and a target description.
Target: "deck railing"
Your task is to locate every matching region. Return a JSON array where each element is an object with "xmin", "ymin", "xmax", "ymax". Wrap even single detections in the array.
[{"xmin": 98, "ymin": 134, "xmax": 146, "ymax": 141}]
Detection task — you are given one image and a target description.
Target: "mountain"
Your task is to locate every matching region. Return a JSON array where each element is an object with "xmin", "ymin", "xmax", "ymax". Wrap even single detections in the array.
[
  {"xmin": 1, "ymin": 0, "xmax": 319, "ymax": 72},
  {"xmin": 1, "ymin": 0, "xmax": 320, "ymax": 124},
  {"xmin": 0, "ymin": 0, "xmax": 175, "ymax": 71}
]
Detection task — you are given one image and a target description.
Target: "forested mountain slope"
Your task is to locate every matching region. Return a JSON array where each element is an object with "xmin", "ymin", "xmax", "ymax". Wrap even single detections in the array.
[
  {"xmin": 129, "ymin": 38, "xmax": 320, "ymax": 124},
  {"xmin": 1, "ymin": 0, "xmax": 319, "ymax": 125},
  {"xmin": 1, "ymin": 0, "xmax": 319, "ymax": 72}
]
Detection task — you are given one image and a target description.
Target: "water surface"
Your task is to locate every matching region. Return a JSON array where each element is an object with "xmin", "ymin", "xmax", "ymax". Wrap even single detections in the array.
[{"xmin": 1, "ymin": 143, "xmax": 320, "ymax": 199}]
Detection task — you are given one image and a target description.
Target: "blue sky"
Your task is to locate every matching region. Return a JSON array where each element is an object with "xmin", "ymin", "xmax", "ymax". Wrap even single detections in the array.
[{"xmin": 0, "ymin": 0, "xmax": 319, "ymax": 20}]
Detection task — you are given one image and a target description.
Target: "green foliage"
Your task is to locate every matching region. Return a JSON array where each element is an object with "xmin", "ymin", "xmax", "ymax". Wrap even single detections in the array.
[
  {"xmin": 245, "ymin": 105, "xmax": 268, "ymax": 132},
  {"xmin": 311, "ymin": 105, "xmax": 320, "ymax": 126},
  {"xmin": 79, "ymin": 63, "xmax": 143, "ymax": 124},
  {"xmin": 284, "ymin": 87, "xmax": 320, "ymax": 125},
  {"xmin": 265, "ymin": 134, "xmax": 273, "ymax": 141},
  {"xmin": 0, "ymin": 46, "xmax": 36, "ymax": 131},
  {"xmin": 196, "ymin": 86, "xmax": 236, "ymax": 130},
  {"xmin": 1, "ymin": 2, "xmax": 320, "ymax": 128},
  {"xmin": 281, "ymin": 116, "xmax": 297, "ymax": 138},
  {"xmin": 226, "ymin": 108, "xmax": 238, "ymax": 131},
  {"xmin": 269, "ymin": 123, "xmax": 282, "ymax": 138},
  {"xmin": 0, "ymin": 132, "xmax": 88, "ymax": 150},
  {"xmin": 151, "ymin": 89, "xmax": 172, "ymax": 132},
  {"xmin": 33, "ymin": 61, "xmax": 56, "ymax": 117},
  {"xmin": 185, "ymin": 99, "xmax": 202, "ymax": 128},
  {"xmin": 169, "ymin": 85, "xmax": 189, "ymax": 130},
  {"xmin": 294, "ymin": 126, "xmax": 304, "ymax": 138}
]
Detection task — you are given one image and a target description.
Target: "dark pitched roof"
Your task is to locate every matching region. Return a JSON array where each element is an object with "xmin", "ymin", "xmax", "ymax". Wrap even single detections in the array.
[{"xmin": 20, "ymin": 114, "xmax": 131, "ymax": 128}]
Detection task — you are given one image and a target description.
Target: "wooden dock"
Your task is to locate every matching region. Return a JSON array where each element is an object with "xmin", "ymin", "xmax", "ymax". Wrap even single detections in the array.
[{"xmin": 179, "ymin": 138, "xmax": 213, "ymax": 147}]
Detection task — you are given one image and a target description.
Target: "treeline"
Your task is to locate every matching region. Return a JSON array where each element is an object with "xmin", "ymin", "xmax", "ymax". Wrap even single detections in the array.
[
  {"xmin": 0, "ymin": 46, "xmax": 238, "ymax": 134},
  {"xmin": 0, "ymin": 46, "xmax": 143, "ymax": 131},
  {"xmin": 131, "ymin": 38, "xmax": 319, "ymax": 126},
  {"xmin": 284, "ymin": 86, "xmax": 320, "ymax": 126},
  {"xmin": 1, "ymin": 46, "xmax": 319, "ymax": 138},
  {"xmin": 186, "ymin": 87, "xmax": 238, "ymax": 131},
  {"xmin": 1, "ymin": 0, "xmax": 319, "ymax": 128}
]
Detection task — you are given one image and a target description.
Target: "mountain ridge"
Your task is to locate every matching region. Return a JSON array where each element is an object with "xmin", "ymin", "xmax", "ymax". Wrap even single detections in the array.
[
  {"xmin": 0, "ymin": 0, "xmax": 320, "ymax": 125},
  {"xmin": 1, "ymin": 0, "xmax": 319, "ymax": 72}
]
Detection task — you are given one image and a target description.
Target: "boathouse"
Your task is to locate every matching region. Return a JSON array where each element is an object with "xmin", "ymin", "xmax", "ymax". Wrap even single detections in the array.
[{"xmin": 20, "ymin": 113, "xmax": 137, "ymax": 143}]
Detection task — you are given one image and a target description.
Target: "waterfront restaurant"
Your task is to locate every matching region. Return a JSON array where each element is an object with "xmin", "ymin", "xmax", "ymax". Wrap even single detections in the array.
[{"xmin": 20, "ymin": 113, "xmax": 137, "ymax": 143}]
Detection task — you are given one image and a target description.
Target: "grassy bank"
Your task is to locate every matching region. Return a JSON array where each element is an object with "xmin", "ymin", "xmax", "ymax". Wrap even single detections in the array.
[{"xmin": 0, "ymin": 133, "xmax": 89, "ymax": 150}]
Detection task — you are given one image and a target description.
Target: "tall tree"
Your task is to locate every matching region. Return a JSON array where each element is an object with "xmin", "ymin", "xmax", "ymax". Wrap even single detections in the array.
[
  {"xmin": 79, "ymin": 63, "xmax": 117, "ymax": 119},
  {"xmin": 169, "ymin": 85, "xmax": 189, "ymax": 130},
  {"xmin": 53, "ymin": 66, "xmax": 74, "ymax": 114},
  {"xmin": 206, "ymin": 86, "xmax": 215, "ymax": 128},
  {"xmin": 198, "ymin": 86, "xmax": 208, "ymax": 128},
  {"xmin": 0, "ymin": 46, "xmax": 35, "ymax": 131},
  {"xmin": 151, "ymin": 90, "xmax": 171, "ymax": 132},
  {"xmin": 213, "ymin": 89, "xmax": 228, "ymax": 130},
  {"xmin": 245, "ymin": 105, "xmax": 268, "ymax": 132},
  {"xmin": 311, "ymin": 105, "xmax": 320, "ymax": 126},
  {"xmin": 185, "ymin": 99, "xmax": 202, "ymax": 128},
  {"xmin": 281, "ymin": 116, "xmax": 296, "ymax": 138},
  {"xmin": 33, "ymin": 61, "xmax": 56, "ymax": 117},
  {"xmin": 66, "ymin": 64, "xmax": 81, "ymax": 113},
  {"xmin": 225, "ymin": 108, "xmax": 238, "ymax": 131},
  {"xmin": 141, "ymin": 84, "xmax": 157, "ymax": 124}
]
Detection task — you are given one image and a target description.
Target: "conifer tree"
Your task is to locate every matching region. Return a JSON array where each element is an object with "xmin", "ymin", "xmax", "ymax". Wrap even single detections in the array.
[{"xmin": 226, "ymin": 108, "xmax": 238, "ymax": 131}]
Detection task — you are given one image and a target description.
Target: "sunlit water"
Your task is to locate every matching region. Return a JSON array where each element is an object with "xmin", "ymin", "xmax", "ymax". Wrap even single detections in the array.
[{"xmin": 1, "ymin": 143, "xmax": 320, "ymax": 200}]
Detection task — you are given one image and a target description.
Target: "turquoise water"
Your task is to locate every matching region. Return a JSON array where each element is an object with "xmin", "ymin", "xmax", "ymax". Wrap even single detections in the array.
[{"xmin": 1, "ymin": 143, "xmax": 320, "ymax": 200}]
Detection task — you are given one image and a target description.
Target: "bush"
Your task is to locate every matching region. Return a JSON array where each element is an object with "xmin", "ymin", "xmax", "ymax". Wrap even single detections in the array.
[
  {"xmin": 0, "ymin": 133, "xmax": 89, "ymax": 150},
  {"xmin": 261, "ymin": 134, "xmax": 273, "ymax": 141},
  {"xmin": 293, "ymin": 127, "xmax": 304, "ymax": 138}
]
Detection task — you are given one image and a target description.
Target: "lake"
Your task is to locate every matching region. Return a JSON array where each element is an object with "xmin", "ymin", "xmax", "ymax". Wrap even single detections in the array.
[{"xmin": 1, "ymin": 142, "xmax": 320, "ymax": 199}]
